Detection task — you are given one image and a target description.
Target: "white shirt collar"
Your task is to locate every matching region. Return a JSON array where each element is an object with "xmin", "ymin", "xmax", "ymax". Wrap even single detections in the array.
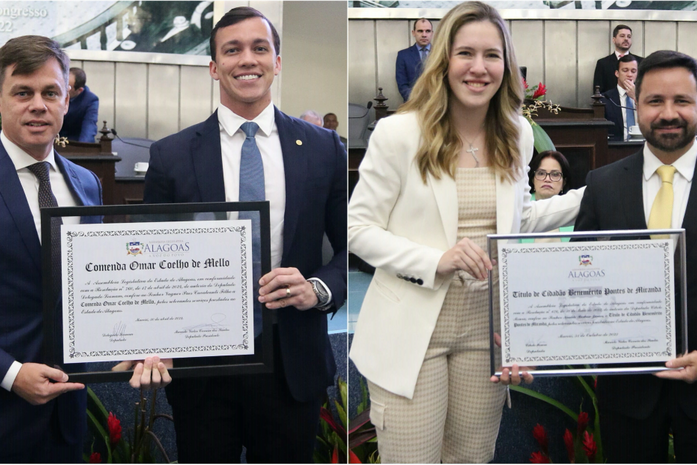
[
  {"xmin": 643, "ymin": 139, "xmax": 697, "ymax": 183},
  {"xmin": 217, "ymin": 102, "xmax": 275, "ymax": 138},
  {"xmin": 1, "ymin": 131, "xmax": 58, "ymax": 172},
  {"xmin": 617, "ymin": 85, "xmax": 627, "ymax": 99}
]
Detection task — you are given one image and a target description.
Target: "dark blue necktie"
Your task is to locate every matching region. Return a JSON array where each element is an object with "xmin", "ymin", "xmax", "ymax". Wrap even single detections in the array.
[{"xmin": 238, "ymin": 122, "xmax": 265, "ymax": 338}]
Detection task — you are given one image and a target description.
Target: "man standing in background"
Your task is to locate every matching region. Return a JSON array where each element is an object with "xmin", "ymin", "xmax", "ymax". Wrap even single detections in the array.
[
  {"xmin": 396, "ymin": 18, "xmax": 433, "ymax": 102},
  {"xmin": 60, "ymin": 67, "xmax": 99, "ymax": 142},
  {"xmin": 593, "ymin": 24, "xmax": 643, "ymax": 94}
]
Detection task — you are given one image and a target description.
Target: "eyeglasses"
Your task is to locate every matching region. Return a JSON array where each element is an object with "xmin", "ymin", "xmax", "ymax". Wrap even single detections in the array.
[{"xmin": 534, "ymin": 169, "xmax": 563, "ymax": 182}]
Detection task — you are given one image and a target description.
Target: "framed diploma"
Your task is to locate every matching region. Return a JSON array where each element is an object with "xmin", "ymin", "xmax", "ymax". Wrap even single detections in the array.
[
  {"xmin": 40, "ymin": 202, "xmax": 273, "ymax": 383},
  {"xmin": 487, "ymin": 229, "xmax": 688, "ymax": 377}
]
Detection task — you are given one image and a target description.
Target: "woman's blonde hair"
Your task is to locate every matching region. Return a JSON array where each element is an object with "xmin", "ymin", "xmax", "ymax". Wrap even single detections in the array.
[{"xmin": 401, "ymin": 1, "xmax": 524, "ymax": 183}]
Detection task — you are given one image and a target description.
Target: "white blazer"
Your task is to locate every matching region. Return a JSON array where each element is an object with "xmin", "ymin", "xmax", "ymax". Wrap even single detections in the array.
[{"xmin": 349, "ymin": 112, "xmax": 585, "ymax": 399}]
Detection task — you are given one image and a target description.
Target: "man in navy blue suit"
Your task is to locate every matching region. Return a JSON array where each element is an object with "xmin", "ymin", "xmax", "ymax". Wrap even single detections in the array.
[
  {"xmin": 59, "ymin": 67, "xmax": 99, "ymax": 142},
  {"xmin": 395, "ymin": 18, "xmax": 433, "ymax": 102},
  {"xmin": 0, "ymin": 36, "xmax": 102, "ymax": 462},
  {"xmin": 143, "ymin": 7, "xmax": 347, "ymax": 463},
  {"xmin": 601, "ymin": 54, "xmax": 639, "ymax": 141}
]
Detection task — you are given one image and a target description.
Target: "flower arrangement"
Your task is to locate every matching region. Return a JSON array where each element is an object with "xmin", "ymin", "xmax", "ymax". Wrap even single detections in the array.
[
  {"xmin": 522, "ymin": 79, "xmax": 561, "ymax": 153},
  {"xmin": 84, "ymin": 387, "xmax": 173, "ymax": 463},
  {"xmin": 528, "ymin": 412, "xmax": 600, "ymax": 463}
]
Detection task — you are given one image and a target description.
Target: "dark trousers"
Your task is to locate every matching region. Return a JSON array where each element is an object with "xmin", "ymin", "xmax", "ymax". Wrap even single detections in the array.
[
  {"xmin": 171, "ymin": 369, "xmax": 323, "ymax": 463},
  {"xmin": 600, "ymin": 383, "xmax": 697, "ymax": 463},
  {"xmin": 0, "ymin": 410, "xmax": 82, "ymax": 463}
]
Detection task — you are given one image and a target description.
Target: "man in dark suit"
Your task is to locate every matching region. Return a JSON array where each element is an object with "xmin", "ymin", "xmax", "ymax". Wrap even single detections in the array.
[
  {"xmin": 593, "ymin": 24, "xmax": 643, "ymax": 94},
  {"xmin": 576, "ymin": 50, "xmax": 697, "ymax": 462},
  {"xmin": 395, "ymin": 18, "xmax": 432, "ymax": 101},
  {"xmin": 601, "ymin": 54, "xmax": 639, "ymax": 141},
  {"xmin": 0, "ymin": 36, "xmax": 102, "ymax": 462},
  {"xmin": 143, "ymin": 7, "xmax": 347, "ymax": 463},
  {"xmin": 59, "ymin": 67, "xmax": 99, "ymax": 142}
]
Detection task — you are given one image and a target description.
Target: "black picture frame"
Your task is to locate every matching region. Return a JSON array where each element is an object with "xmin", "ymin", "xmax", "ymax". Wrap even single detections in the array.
[{"xmin": 40, "ymin": 201, "xmax": 273, "ymax": 383}]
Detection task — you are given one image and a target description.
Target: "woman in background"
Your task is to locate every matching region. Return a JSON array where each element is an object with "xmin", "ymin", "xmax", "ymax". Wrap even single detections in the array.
[
  {"xmin": 348, "ymin": 2, "xmax": 584, "ymax": 462},
  {"xmin": 522, "ymin": 150, "xmax": 574, "ymax": 243}
]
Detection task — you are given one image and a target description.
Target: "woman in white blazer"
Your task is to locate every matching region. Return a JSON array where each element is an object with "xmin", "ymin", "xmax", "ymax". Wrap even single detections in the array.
[{"xmin": 348, "ymin": 2, "xmax": 584, "ymax": 463}]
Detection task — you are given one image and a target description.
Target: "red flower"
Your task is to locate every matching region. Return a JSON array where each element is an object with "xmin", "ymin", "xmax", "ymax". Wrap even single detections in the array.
[
  {"xmin": 577, "ymin": 411, "xmax": 589, "ymax": 436},
  {"xmin": 523, "ymin": 78, "xmax": 529, "ymax": 89},
  {"xmin": 331, "ymin": 445, "xmax": 339, "ymax": 463},
  {"xmin": 107, "ymin": 412, "xmax": 122, "ymax": 444},
  {"xmin": 348, "ymin": 449, "xmax": 362, "ymax": 463},
  {"xmin": 530, "ymin": 451, "xmax": 550, "ymax": 463},
  {"xmin": 532, "ymin": 83, "xmax": 547, "ymax": 99},
  {"xmin": 89, "ymin": 452, "xmax": 101, "ymax": 463},
  {"xmin": 593, "ymin": 377, "xmax": 598, "ymax": 390},
  {"xmin": 583, "ymin": 431, "xmax": 597, "ymax": 462},
  {"xmin": 563, "ymin": 428, "xmax": 575, "ymax": 462},
  {"xmin": 533, "ymin": 424, "xmax": 549, "ymax": 452}
]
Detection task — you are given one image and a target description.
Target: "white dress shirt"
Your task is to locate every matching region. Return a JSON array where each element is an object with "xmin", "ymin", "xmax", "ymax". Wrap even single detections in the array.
[
  {"xmin": 0, "ymin": 131, "xmax": 79, "ymax": 391},
  {"xmin": 217, "ymin": 103, "xmax": 332, "ymax": 305},
  {"xmin": 642, "ymin": 140, "xmax": 697, "ymax": 230},
  {"xmin": 218, "ymin": 102, "xmax": 286, "ymax": 270}
]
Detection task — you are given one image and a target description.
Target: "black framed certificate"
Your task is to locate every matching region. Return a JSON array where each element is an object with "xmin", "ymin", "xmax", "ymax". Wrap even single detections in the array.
[
  {"xmin": 487, "ymin": 229, "xmax": 688, "ymax": 377},
  {"xmin": 40, "ymin": 202, "xmax": 273, "ymax": 383}
]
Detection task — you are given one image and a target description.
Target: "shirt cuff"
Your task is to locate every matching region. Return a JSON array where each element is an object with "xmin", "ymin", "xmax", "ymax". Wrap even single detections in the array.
[
  {"xmin": 309, "ymin": 277, "xmax": 333, "ymax": 311},
  {"xmin": 1, "ymin": 361, "xmax": 22, "ymax": 392}
]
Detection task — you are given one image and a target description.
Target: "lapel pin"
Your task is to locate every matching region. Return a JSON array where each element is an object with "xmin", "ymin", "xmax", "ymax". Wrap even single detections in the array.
[{"xmin": 296, "ymin": 140, "xmax": 303, "ymax": 146}]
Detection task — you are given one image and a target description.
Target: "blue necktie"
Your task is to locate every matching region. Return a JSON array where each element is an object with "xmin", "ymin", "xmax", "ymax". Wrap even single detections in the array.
[
  {"xmin": 626, "ymin": 96, "xmax": 636, "ymax": 128},
  {"xmin": 238, "ymin": 122, "xmax": 265, "ymax": 338}
]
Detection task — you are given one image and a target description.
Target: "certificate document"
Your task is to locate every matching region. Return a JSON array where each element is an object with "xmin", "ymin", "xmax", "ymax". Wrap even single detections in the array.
[
  {"xmin": 61, "ymin": 220, "xmax": 255, "ymax": 363},
  {"xmin": 498, "ymin": 240, "xmax": 675, "ymax": 366}
]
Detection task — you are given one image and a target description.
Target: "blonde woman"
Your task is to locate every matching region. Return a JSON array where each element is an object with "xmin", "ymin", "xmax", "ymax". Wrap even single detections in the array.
[{"xmin": 349, "ymin": 2, "xmax": 584, "ymax": 463}]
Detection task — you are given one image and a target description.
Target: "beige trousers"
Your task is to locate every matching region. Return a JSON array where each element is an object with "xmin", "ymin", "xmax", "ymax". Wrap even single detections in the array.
[{"xmin": 367, "ymin": 275, "xmax": 506, "ymax": 463}]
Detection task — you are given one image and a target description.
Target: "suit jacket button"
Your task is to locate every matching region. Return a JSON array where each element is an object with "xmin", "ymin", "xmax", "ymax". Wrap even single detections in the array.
[
  {"xmin": 410, "ymin": 277, "xmax": 417, "ymax": 283},
  {"xmin": 416, "ymin": 279, "xmax": 423, "ymax": 285}
]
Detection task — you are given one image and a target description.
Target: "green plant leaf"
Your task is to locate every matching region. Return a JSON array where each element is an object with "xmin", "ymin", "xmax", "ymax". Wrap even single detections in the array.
[
  {"xmin": 531, "ymin": 122, "xmax": 556, "ymax": 153},
  {"xmin": 86, "ymin": 409, "xmax": 113, "ymax": 463},
  {"xmin": 510, "ymin": 385, "xmax": 578, "ymax": 421}
]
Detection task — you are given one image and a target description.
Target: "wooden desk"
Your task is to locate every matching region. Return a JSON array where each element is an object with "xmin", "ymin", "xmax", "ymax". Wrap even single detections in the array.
[{"xmin": 608, "ymin": 140, "xmax": 644, "ymax": 164}]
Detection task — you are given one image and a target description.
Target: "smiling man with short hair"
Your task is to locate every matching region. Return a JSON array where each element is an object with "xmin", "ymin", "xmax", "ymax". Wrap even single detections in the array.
[{"xmin": 143, "ymin": 6, "xmax": 347, "ymax": 463}]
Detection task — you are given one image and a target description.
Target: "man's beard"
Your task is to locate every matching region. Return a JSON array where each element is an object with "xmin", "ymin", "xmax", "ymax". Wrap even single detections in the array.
[{"xmin": 642, "ymin": 118, "xmax": 696, "ymax": 153}]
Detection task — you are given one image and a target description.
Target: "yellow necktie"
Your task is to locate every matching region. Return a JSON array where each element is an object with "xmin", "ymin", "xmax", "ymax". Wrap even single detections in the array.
[{"xmin": 647, "ymin": 165, "xmax": 677, "ymax": 239}]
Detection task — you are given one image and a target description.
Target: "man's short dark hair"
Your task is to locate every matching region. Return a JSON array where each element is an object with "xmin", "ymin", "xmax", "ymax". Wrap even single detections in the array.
[
  {"xmin": 613, "ymin": 24, "xmax": 632, "ymax": 37},
  {"xmin": 210, "ymin": 6, "xmax": 280, "ymax": 62},
  {"xmin": 70, "ymin": 67, "xmax": 86, "ymax": 89},
  {"xmin": 635, "ymin": 50, "xmax": 697, "ymax": 100},
  {"xmin": 0, "ymin": 35, "xmax": 69, "ymax": 90},
  {"xmin": 617, "ymin": 53, "xmax": 638, "ymax": 70},
  {"xmin": 413, "ymin": 18, "xmax": 432, "ymax": 31}
]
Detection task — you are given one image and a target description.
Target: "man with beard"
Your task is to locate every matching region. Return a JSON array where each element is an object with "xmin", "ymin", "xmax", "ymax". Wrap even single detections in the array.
[
  {"xmin": 575, "ymin": 50, "xmax": 697, "ymax": 462},
  {"xmin": 593, "ymin": 24, "xmax": 643, "ymax": 94}
]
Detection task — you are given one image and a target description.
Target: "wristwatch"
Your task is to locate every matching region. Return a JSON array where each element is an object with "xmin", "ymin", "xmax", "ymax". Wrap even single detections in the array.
[{"xmin": 307, "ymin": 278, "xmax": 332, "ymax": 311}]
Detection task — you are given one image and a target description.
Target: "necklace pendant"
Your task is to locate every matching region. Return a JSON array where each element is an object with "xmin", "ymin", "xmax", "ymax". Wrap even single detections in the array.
[{"xmin": 466, "ymin": 145, "xmax": 480, "ymax": 167}]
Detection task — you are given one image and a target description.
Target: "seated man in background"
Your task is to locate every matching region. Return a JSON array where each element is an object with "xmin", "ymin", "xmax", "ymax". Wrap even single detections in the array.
[
  {"xmin": 59, "ymin": 67, "xmax": 99, "ymax": 142},
  {"xmin": 601, "ymin": 54, "xmax": 639, "ymax": 141},
  {"xmin": 323, "ymin": 112, "xmax": 347, "ymax": 147},
  {"xmin": 593, "ymin": 24, "xmax": 643, "ymax": 94}
]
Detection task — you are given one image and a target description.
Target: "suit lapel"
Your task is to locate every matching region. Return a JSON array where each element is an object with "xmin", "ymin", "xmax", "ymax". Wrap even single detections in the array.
[
  {"xmin": 428, "ymin": 171, "xmax": 457, "ymax": 246},
  {"xmin": 0, "ymin": 143, "xmax": 42, "ymax": 271},
  {"xmin": 275, "ymin": 108, "xmax": 308, "ymax": 261},
  {"xmin": 622, "ymin": 151, "xmax": 648, "ymax": 228},
  {"xmin": 55, "ymin": 154, "xmax": 88, "ymax": 206},
  {"xmin": 193, "ymin": 111, "xmax": 226, "ymax": 202}
]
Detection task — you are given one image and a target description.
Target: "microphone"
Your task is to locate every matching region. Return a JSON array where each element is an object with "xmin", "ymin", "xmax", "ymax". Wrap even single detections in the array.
[{"xmin": 603, "ymin": 97, "xmax": 640, "ymax": 135}]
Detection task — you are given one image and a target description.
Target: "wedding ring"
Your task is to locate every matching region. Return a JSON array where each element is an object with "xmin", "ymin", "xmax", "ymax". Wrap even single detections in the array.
[{"xmin": 286, "ymin": 287, "xmax": 291, "ymax": 298}]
